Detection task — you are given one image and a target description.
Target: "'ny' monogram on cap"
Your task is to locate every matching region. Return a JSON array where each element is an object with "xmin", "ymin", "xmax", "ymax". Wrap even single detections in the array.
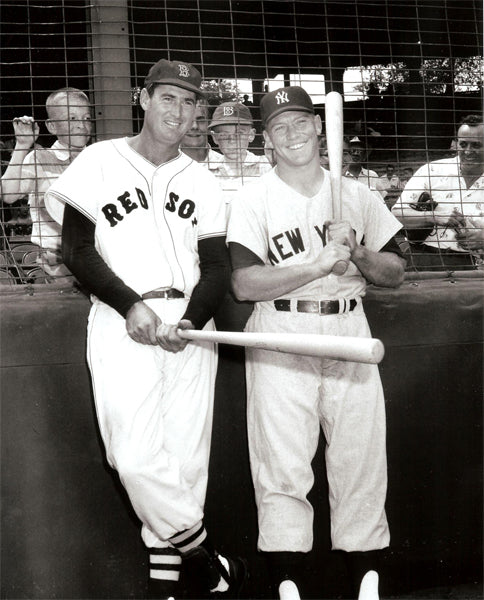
[
  {"xmin": 275, "ymin": 91, "xmax": 290, "ymax": 104},
  {"xmin": 223, "ymin": 106, "xmax": 235, "ymax": 116},
  {"xmin": 178, "ymin": 65, "xmax": 190, "ymax": 78}
]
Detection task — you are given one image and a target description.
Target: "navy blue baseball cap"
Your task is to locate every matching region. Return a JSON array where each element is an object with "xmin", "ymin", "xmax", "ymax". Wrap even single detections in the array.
[
  {"xmin": 209, "ymin": 102, "xmax": 253, "ymax": 128},
  {"xmin": 144, "ymin": 59, "xmax": 204, "ymax": 97},
  {"xmin": 260, "ymin": 86, "xmax": 315, "ymax": 128}
]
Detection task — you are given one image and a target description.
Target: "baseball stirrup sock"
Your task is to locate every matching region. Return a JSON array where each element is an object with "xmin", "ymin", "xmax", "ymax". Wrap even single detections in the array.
[
  {"xmin": 149, "ymin": 547, "xmax": 182, "ymax": 581},
  {"xmin": 169, "ymin": 522, "xmax": 207, "ymax": 555}
]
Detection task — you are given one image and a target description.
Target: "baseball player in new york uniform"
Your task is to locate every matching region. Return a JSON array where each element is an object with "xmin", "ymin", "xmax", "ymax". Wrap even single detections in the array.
[
  {"xmin": 46, "ymin": 59, "xmax": 246, "ymax": 600},
  {"xmin": 227, "ymin": 86, "xmax": 406, "ymax": 599}
]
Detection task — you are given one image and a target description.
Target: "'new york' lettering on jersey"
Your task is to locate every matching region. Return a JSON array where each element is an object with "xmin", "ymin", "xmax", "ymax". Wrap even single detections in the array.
[
  {"xmin": 227, "ymin": 169, "xmax": 402, "ymax": 300},
  {"xmin": 46, "ymin": 138, "xmax": 226, "ymax": 297}
]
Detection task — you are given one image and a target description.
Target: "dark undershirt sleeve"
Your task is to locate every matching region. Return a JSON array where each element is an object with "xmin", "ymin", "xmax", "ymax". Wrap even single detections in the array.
[
  {"xmin": 62, "ymin": 204, "xmax": 142, "ymax": 318},
  {"xmin": 182, "ymin": 236, "xmax": 231, "ymax": 330},
  {"xmin": 379, "ymin": 235, "xmax": 405, "ymax": 258},
  {"xmin": 229, "ymin": 241, "xmax": 265, "ymax": 271}
]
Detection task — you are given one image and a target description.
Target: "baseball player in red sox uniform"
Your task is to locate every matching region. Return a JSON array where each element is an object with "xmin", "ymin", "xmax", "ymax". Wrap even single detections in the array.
[
  {"xmin": 46, "ymin": 59, "xmax": 246, "ymax": 600},
  {"xmin": 227, "ymin": 87, "xmax": 406, "ymax": 600}
]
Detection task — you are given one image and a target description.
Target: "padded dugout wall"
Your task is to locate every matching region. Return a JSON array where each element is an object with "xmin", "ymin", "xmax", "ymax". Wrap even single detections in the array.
[{"xmin": 1, "ymin": 277, "xmax": 482, "ymax": 599}]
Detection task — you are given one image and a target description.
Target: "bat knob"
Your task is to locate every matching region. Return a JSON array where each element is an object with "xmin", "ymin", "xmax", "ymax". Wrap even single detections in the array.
[{"xmin": 332, "ymin": 260, "xmax": 348, "ymax": 276}]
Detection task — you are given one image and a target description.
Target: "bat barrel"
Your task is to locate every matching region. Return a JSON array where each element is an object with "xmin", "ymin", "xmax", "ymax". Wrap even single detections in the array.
[{"xmin": 177, "ymin": 329, "xmax": 385, "ymax": 364}]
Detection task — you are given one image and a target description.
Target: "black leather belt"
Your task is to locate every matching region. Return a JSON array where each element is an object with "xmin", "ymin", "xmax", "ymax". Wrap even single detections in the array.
[
  {"xmin": 274, "ymin": 298, "xmax": 357, "ymax": 315},
  {"xmin": 142, "ymin": 288, "xmax": 185, "ymax": 300}
]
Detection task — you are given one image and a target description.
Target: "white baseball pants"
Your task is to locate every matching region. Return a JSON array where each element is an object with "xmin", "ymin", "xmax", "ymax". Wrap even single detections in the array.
[
  {"xmin": 245, "ymin": 302, "xmax": 390, "ymax": 553},
  {"xmin": 87, "ymin": 298, "xmax": 217, "ymax": 549}
]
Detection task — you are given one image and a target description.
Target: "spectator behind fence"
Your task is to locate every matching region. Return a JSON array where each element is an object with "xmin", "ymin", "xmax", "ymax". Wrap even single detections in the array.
[
  {"xmin": 180, "ymin": 97, "xmax": 222, "ymax": 164},
  {"xmin": 46, "ymin": 58, "xmax": 246, "ymax": 600},
  {"xmin": 399, "ymin": 166, "xmax": 414, "ymax": 188},
  {"xmin": 379, "ymin": 164, "xmax": 402, "ymax": 209},
  {"xmin": 392, "ymin": 115, "xmax": 484, "ymax": 271},
  {"xmin": 208, "ymin": 102, "xmax": 272, "ymax": 206},
  {"xmin": 185, "ymin": 101, "xmax": 272, "ymax": 332},
  {"xmin": 344, "ymin": 135, "xmax": 386, "ymax": 201},
  {"xmin": 0, "ymin": 87, "xmax": 92, "ymax": 282},
  {"xmin": 319, "ymin": 134, "xmax": 352, "ymax": 174}
]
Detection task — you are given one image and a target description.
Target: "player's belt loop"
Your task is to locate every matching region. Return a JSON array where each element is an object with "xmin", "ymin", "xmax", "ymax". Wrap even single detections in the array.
[{"xmin": 142, "ymin": 289, "xmax": 185, "ymax": 300}]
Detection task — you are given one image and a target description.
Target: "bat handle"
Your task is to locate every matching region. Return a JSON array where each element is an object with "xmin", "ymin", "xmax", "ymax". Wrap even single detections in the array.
[{"xmin": 323, "ymin": 223, "xmax": 348, "ymax": 275}]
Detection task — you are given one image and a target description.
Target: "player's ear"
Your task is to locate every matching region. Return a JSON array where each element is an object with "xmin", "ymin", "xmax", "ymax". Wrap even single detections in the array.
[
  {"xmin": 314, "ymin": 114, "xmax": 322, "ymax": 135},
  {"xmin": 209, "ymin": 130, "xmax": 218, "ymax": 146},
  {"xmin": 262, "ymin": 130, "xmax": 273, "ymax": 149},
  {"xmin": 139, "ymin": 87, "xmax": 150, "ymax": 111},
  {"xmin": 248, "ymin": 128, "xmax": 256, "ymax": 143}
]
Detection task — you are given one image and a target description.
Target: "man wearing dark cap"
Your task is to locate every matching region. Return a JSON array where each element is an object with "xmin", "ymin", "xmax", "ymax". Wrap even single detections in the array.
[
  {"xmin": 227, "ymin": 86, "xmax": 406, "ymax": 600},
  {"xmin": 46, "ymin": 58, "xmax": 246, "ymax": 599},
  {"xmin": 345, "ymin": 135, "xmax": 386, "ymax": 201},
  {"xmin": 208, "ymin": 101, "xmax": 272, "ymax": 205}
]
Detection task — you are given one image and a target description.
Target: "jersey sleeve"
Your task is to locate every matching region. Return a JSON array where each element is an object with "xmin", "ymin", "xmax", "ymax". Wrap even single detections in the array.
[
  {"xmin": 356, "ymin": 184, "xmax": 403, "ymax": 251},
  {"xmin": 18, "ymin": 150, "xmax": 41, "ymax": 197},
  {"xmin": 196, "ymin": 168, "xmax": 227, "ymax": 240},
  {"xmin": 226, "ymin": 183, "xmax": 268, "ymax": 263},
  {"xmin": 45, "ymin": 144, "xmax": 101, "ymax": 223}
]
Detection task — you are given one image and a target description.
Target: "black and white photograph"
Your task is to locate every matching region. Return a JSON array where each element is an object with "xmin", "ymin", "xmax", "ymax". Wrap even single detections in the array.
[{"xmin": 1, "ymin": 1, "xmax": 482, "ymax": 599}]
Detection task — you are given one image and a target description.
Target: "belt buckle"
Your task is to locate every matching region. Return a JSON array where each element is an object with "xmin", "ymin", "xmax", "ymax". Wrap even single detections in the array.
[
  {"xmin": 296, "ymin": 300, "xmax": 319, "ymax": 313},
  {"xmin": 318, "ymin": 300, "xmax": 338, "ymax": 315}
]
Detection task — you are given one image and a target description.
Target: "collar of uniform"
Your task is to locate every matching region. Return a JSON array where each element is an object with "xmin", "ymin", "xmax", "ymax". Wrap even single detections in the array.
[
  {"xmin": 51, "ymin": 140, "xmax": 74, "ymax": 162},
  {"xmin": 213, "ymin": 150, "xmax": 260, "ymax": 177},
  {"xmin": 115, "ymin": 137, "xmax": 192, "ymax": 182},
  {"xmin": 206, "ymin": 149, "xmax": 225, "ymax": 170}
]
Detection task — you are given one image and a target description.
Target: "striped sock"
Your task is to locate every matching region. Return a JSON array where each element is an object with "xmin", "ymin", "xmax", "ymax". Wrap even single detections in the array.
[
  {"xmin": 148, "ymin": 547, "xmax": 181, "ymax": 598},
  {"xmin": 169, "ymin": 522, "xmax": 207, "ymax": 555}
]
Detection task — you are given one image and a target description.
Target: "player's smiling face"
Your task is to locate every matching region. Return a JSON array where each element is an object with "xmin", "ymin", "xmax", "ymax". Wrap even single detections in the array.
[
  {"xmin": 142, "ymin": 84, "xmax": 197, "ymax": 146},
  {"xmin": 264, "ymin": 111, "xmax": 321, "ymax": 168}
]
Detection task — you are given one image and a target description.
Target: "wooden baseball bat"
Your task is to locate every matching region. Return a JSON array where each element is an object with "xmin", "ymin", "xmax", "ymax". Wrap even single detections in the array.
[
  {"xmin": 324, "ymin": 91, "xmax": 348, "ymax": 276},
  {"xmin": 177, "ymin": 329, "xmax": 385, "ymax": 364}
]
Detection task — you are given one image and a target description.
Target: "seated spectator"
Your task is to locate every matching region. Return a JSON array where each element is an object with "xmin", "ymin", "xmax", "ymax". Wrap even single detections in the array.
[
  {"xmin": 399, "ymin": 166, "xmax": 414, "ymax": 188},
  {"xmin": 379, "ymin": 164, "xmax": 402, "ymax": 208},
  {"xmin": 319, "ymin": 135, "xmax": 352, "ymax": 174},
  {"xmin": 0, "ymin": 87, "xmax": 92, "ymax": 283},
  {"xmin": 180, "ymin": 98, "xmax": 222, "ymax": 164},
  {"xmin": 392, "ymin": 114, "xmax": 484, "ymax": 271},
  {"xmin": 344, "ymin": 135, "xmax": 387, "ymax": 200},
  {"xmin": 208, "ymin": 102, "xmax": 272, "ymax": 205}
]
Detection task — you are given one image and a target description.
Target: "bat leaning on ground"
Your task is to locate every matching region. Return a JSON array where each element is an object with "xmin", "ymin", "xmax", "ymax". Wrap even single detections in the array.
[
  {"xmin": 175, "ymin": 329, "xmax": 385, "ymax": 365},
  {"xmin": 325, "ymin": 90, "xmax": 349, "ymax": 276}
]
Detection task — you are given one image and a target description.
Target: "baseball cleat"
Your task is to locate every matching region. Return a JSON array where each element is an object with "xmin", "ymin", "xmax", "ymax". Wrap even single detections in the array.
[
  {"xmin": 358, "ymin": 570, "xmax": 379, "ymax": 600},
  {"xmin": 279, "ymin": 579, "xmax": 301, "ymax": 600},
  {"xmin": 184, "ymin": 546, "xmax": 248, "ymax": 598},
  {"xmin": 210, "ymin": 554, "xmax": 248, "ymax": 598}
]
